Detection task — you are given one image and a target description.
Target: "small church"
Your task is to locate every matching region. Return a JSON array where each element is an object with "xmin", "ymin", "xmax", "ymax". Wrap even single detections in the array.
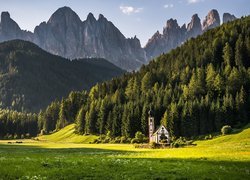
[{"xmin": 148, "ymin": 110, "xmax": 170, "ymax": 144}]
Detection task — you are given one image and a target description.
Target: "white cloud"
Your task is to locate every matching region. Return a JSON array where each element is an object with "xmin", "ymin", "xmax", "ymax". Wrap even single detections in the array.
[
  {"xmin": 120, "ymin": 6, "xmax": 143, "ymax": 15},
  {"xmin": 164, "ymin": 4, "xmax": 174, "ymax": 8},
  {"xmin": 187, "ymin": 0, "xmax": 203, "ymax": 4}
]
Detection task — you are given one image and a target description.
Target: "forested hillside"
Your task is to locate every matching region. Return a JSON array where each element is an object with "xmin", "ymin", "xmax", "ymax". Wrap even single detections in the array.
[
  {"xmin": 1, "ymin": 16, "xmax": 250, "ymax": 138},
  {"xmin": 0, "ymin": 40, "xmax": 124, "ymax": 112},
  {"xmin": 37, "ymin": 16, "xmax": 250, "ymax": 138}
]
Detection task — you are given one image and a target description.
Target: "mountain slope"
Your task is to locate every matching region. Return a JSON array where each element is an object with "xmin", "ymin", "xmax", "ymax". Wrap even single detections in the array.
[
  {"xmin": 0, "ymin": 40, "xmax": 124, "ymax": 112},
  {"xmin": 0, "ymin": 16, "xmax": 249, "ymax": 138},
  {"xmin": 50, "ymin": 15, "xmax": 249, "ymax": 138},
  {"xmin": 145, "ymin": 10, "xmax": 237, "ymax": 60},
  {"xmin": 0, "ymin": 8, "xmax": 238, "ymax": 70},
  {"xmin": 0, "ymin": 7, "xmax": 146, "ymax": 71},
  {"xmin": 38, "ymin": 124, "xmax": 98, "ymax": 143}
]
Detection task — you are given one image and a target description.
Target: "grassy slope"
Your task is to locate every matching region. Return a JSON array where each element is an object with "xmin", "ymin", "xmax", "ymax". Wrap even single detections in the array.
[
  {"xmin": 38, "ymin": 124, "xmax": 98, "ymax": 143},
  {"xmin": 0, "ymin": 125, "xmax": 249, "ymax": 179}
]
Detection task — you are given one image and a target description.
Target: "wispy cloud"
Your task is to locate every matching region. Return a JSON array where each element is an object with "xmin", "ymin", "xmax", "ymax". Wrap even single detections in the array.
[
  {"xmin": 119, "ymin": 6, "xmax": 143, "ymax": 15},
  {"xmin": 187, "ymin": 0, "xmax": 203, "ymax": 4},
  {"xmin": 164, "ymin": 4, "xmax": 174, "ymax": 8}
]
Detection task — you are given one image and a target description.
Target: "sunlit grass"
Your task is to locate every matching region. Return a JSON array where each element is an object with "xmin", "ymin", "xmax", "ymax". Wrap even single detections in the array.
[
  {"xmin": 38, "ymin": 124, "xmax": 98, "ymax": 143},
  {"xmin": 0, "ymin": 125, "xmax": 249, "ymax": 179}
]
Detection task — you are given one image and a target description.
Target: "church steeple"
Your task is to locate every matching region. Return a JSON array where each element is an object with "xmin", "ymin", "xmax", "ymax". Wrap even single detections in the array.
[{"xmin": 148, "ymin": 110, "xmax": 155, "ymax": 143}]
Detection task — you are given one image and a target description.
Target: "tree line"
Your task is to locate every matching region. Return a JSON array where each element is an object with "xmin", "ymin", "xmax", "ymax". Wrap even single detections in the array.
[{"xmin": 1, "ymin": 16, "xmax": 250, "ymax": 139}]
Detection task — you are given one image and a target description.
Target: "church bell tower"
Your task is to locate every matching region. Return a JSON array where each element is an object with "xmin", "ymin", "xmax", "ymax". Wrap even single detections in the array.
[{"xmin": 148, "ymin": 110, "xmax": 155, "ymax": 143}]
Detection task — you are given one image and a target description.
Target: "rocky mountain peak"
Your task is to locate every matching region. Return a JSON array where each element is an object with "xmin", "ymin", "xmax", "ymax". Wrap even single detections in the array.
[
  {"xmin": 165, "ymin": 18, "xmax": 179, "ymax": 30},
  {"xmin": 187, "ymin": 13, "xmax": 202, "ymax": 38},
  {"xmin": 98, "ymin": 14, "xmax": 107, "ymax": 21},
  {"xmin": 48, "ymin": 6, "xmax": 81, "ymax": 24},
  {"xmin": 202, "ymin": 9, "xmax": 220, "ymax": 31},
  {"xmin": 0, "ymin": 11, "xmax": 23, "ymax": 41},
  {"xmin": 223, "ymin": 13, "xmax": 237, "ymax": 23},
  {"xmin": 1, "ymin": 11, "xmax": 11, "ymax": 22},
  {"xmin": 86, "ymin": 13, "xmax": 96, "ymax": 23}
]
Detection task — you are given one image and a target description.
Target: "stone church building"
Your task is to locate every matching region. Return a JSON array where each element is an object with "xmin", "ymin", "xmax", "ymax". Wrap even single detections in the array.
[{"xmin": 148, "ymin": 111, "xmax": 170, "ymax": 144}]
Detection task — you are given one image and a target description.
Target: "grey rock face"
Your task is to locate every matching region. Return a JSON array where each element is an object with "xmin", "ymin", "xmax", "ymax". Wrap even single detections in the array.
[
  {"xmin": 187, "ymin": 14, "xmax": 202, "ymax": 39},
  {"xmin": 33, "ymin": 7, "xmax": 146, "ymax": 70},
  {"xmin": 0, "ymin": 7, "xmax": 146, "ymax": 71},
  {"xmin": 0, "ymin": 8, "xmax": 237, "ymax": 70},
  {"xmin": 144, "ymin": 19, "xmax": 186, "ymax": 60},
  {"xmin": 223, "ymin": 13, "xmax": 237, "ymax": 23},
  {"xmin": 145, "ymin": 9, "xmax": 224, "ymax": 61},
  {"xmin": 34, "ymin": 7, "xmax": 84, "ymax": 59},
  {"xmin": 202, "ymin": 9, "xmax": 220, "ymax": 31},
  {"xmin": 0, "ymin": 12, "xmax": 32, "ymax": 42}
]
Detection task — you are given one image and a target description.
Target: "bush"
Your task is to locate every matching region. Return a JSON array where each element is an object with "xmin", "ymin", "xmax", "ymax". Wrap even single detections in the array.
[
  {"xmin": 204, "ymin": 134, "xmax": 213, "ymax": 140},
  {"xmin": 150, "ymin": 142, "xmax": 158, "ymax": 149},
  {"xmin": 131, "ymin": 138, "xmax": 140, "ymax": 144},
  {"xmin": 120, "ymin": 136, "xmax": 127, "ymax": 143},
  {"xmin": 160, "ymin": 139, "xmax": 168, "ymax": 144},
  {"xmin": 113, "ymin": 137, "xmax": 121, "ymax": 143},
  {"xmin": 171, "ymin": 137, "xmax": 186, "ymax": 148},
  {"xmin": 143, "ymin": 137, "xmax": 149, "ymax": 143},
  {"xmin": 221, "ymin": 125, "xmax": 232, "ymax": 135},
  {"xmin": 135, "ymin": 131, "xmax": 145, "ymax": 142}
]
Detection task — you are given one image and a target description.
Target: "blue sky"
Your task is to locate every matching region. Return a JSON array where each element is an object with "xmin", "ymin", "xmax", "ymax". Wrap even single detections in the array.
[{"xmin": 0, "ymin": 0, "xmax": 249, "ymax": 46}]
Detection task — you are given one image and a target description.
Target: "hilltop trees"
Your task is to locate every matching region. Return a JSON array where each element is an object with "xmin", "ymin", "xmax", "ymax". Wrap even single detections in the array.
[{"xmin": 1, "ymin": 16, "xmax": 250, "ymax": 139}]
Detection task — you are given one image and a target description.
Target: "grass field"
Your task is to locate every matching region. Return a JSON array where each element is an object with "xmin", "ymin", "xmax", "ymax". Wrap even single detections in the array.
[
  {"xmin": 38, "ymin": 124, "xmax": 99, "ymax": 143},
  {"xmin": 0, "ymin": 125, "xmax": 249, "ymax": 180}
]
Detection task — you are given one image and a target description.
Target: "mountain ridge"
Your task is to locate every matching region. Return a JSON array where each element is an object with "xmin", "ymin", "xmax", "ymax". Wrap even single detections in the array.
[
  {"xmin": 0, "ymin": 39, "xmax": 124, "ymax": 112},
  {"xmin": 0, "ymin": 7, "xmax": 238, "ymax": 70}
]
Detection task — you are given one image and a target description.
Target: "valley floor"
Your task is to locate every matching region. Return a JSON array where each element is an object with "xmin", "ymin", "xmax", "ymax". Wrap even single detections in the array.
[{"xmin": 0, "ymin": 127, "xmax": 249, "ymax": 179}]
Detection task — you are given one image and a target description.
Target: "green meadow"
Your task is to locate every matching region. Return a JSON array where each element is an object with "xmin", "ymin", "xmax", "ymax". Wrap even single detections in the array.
[{"xmin": 0, "ymin": 124, "xmax": 249, "ymax": 180}]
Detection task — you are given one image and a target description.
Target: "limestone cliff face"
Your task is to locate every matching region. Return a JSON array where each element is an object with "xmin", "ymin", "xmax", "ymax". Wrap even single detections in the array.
[
  {"xmin": 33, "ymin": 7, "xmax": 146, "ymax": 70},
  {"xmin": 144, "ymin": 19, "xmax": 186, "ymax": 60},
  {"xmin": 33, "ymin": 7, "xmax": 83, "ymax": 59},
  {"xmin": 0, "ymin": 7, "xmax": 238, "ymax": 70},
  {"xmin": 223, "ymin": 13, "xmax": 237, "ymax": 23},
  {"xmin": 202, "ymin": 9, "xmax": 220, "ymax": 31},
  {"xmin": 186, "ymin": 14, "xmax": 202, "ymax": 39},
  {"xmin": 0, "ymin": 7, "xmax": 146, "ymax": 71},
  {"xmin": 0, "ymin": 12, "xmax": 32, "ymax": 41},
  {"xmin": 145, "ymin": 9, "xmax": 225, "ymax": 61}
]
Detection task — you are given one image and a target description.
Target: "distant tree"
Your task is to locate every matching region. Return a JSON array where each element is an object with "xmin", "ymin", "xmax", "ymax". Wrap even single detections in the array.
[
  {"xmin": 223, "ymin": 42, "xmax": 234, "ymax": 67},
  {"xmin": 75, "ymin": 106, "xmax": 86, "ymax": 134}
]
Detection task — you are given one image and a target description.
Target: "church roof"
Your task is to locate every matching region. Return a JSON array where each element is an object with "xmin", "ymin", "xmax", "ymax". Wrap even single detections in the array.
[{"xmin": 153, "ymin": 125, "xmax": 168, "ymax": 135}]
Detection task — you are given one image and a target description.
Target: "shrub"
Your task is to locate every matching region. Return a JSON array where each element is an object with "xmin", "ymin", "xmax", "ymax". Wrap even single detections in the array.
[
  {"xmin": 102, "ymin": 137, "xmax": 111, "ymax": 143},
  {"xmin": 131, "ymin": 138, "xmax": 140, "ymax": 144},
  {"xmin": 135, "ymin": 131, "xmax": 145, "ymax": 142},
  {"xmin": 150, "ymin": 142, "xmax": 158, "ymax": 149},
  {"xmin": 143, "ymin": 137, "xmax": 149, "ymax": 143},
  {"xmin": 221, "ymin": 125, "xmax": 232, "ymax": 135},
  {"xmin": 204, "ymin": 134, "xmax": 213, "ymax": 140},
  {"xmin": 160, "ymin": 139, "xmax": 168, "ymax": 144},
  {"xmin": 120, "ymin": 136, "xmax": 127, "ymax": 143},
  {"xmin": 171, "ymin": 137, "xmax": 186, "ymax": 148},
  {"xmin": 114, "ymin": 137, "xmax": 121, "ymax": 143}
]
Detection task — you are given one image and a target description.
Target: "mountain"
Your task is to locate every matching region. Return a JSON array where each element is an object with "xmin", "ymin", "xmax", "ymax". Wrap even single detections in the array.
[
  {"xmin": 223, "ymin": 13, "xmax": 237, "ymax": 23},
  {"xmin": 0, "ymin": 40, "xmax": 124, "ymax": 112},
  {"xmin": 42, "ymin": 16, "xmax": 250, "ymax": 137},
  {"xmin": 145, "ymin": 9, "xmax": 237, "ymax": 60},
  {"xmin": 0, "ymin": 7, "xmax": 146, "ymax": 71},
  {"xmin": 1, "ymin": 15, "xmax": 249, "ymax": 139},
  {"xmin": 202, "ymin": 9, "xmax": 220, "ymax": 31},
  {"xmin": 0, "ymin": 8, "xmax": 239, "ymax": 70},
  {"xmin": 144, "ymin": 19, "xmax": 186, "ymax": 60}
]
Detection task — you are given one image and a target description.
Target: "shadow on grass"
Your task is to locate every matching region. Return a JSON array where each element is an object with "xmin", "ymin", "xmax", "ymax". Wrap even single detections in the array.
[
  {"xmin": 0, "ymin": 142, "xmax": 249, "ymax": 179},
  {"xmin": 0, "ymin": 143, "xmax": 139, "ymax": 155}
]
